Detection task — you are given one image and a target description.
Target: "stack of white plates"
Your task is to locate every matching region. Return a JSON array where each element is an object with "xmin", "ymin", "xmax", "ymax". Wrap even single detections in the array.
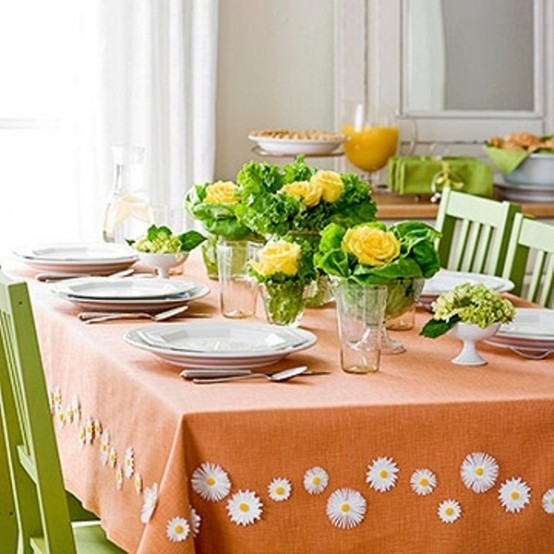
[
  {"xmin": 13, "ymin": 244, "xmax": 138, "ymax": 274},
  {"xmin": 485, "ymin": 308, "xmax": 554, "ymax": 358},
  {"xmin": 124, "ymin": 321, "xmax": 318, "ymax": 368},
  {"xmin": 420, "ymin": 270, "xmax": 514, "ymax": 305},
  {"xmin": 50, "ymin": 277, "xmax": 209, "ymax": 312}
]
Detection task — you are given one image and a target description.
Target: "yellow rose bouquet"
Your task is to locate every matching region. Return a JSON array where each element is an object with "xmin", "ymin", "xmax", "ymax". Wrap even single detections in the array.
[
  {"xmin": 249, "ymin": 238, "xmax": 314, "ymax": 326},
  {"xmin": 314, "ymin": 220, "xmax": 441, "ymax": 320}
]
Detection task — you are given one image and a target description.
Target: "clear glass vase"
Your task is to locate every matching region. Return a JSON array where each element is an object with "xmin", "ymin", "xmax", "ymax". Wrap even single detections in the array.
[
  {"xmin": 260, "ymin": 280, "xmax": 305, "ymax": 327},
  {"xmin": 102, "ymin": 146, "xmax": 153, "ymax": 243}
]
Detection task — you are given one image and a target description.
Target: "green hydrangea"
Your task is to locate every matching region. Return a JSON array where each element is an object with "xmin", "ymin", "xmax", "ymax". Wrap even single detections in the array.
[{"xmin": 433, "ymin": 283, "xmax": 515, "ymax": 328}]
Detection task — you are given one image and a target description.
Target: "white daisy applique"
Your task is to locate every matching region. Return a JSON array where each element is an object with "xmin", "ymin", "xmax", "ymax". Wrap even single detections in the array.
[
  {"xmin": 71, "ymin": 394, "xmax": 81, "ymax": 424},
  {"xmin": 84, "ymin": 418, "xmax": 94, "ymax": 445},
  {"xmin": 410, "ymin": 468, "xmax": 437, "ymax": 496},
  {"xmin": 108, "ymin": 447, "xmax": 117, "ymax": 469},
  {"xmin": 268, "ymin": 477, "xmax": 292, "ymax": 502},
  {"xmin": 166, "ymin": 516, "xmax": 190, "ymax": 542},
  {"xmin": 460, "ymin": 452, "xmax": 498, "ymax": 493},
  {"xmin": 326, "ymin": 488, "xmax": 366, "ymax": 529},
  {"xmin": 498, "ymin": 477, "xmax": 531, "ymax": 513},
  {"xmin": 134, "ymin": 473, "xmax": 143, "ymax": 494},
  {"xmin": 189, "ymin": 505, "xmax": 201, "ymax": 536},
  {"xmin": 64, "ymin": 404, "xmax": 73, "ymax": 425},
  {"xmin": 366, "ymin": 456, "xmax": 399, "ymax": 492},
  {"xmin": 52, "ymin": 386, "xmax": 62, "ymax": 413},
  {"xmin": 437, "ymin": 499, "xmax": 462, "ymax": 523},
  {"xmin": 115, "ymin": 465, "xmax": 124, "ymax": 490},
  {"xmin": 78, "ymin": 426, "xmax": 86, "ymax": 447},
  {"xmin": 55, "ymin": 409, "xmax": 66, "ymax": 428},
  {"xmin": 226, "ymin": 490, "xmax": 263, "ymax": 526},
  {"xmin": 303, "ymin": 466, "xmax": 329, "ymax": 495},
  {"xmin": 141, "ymin": 483, "xmax": 159, "ymax": 524},
  {"xmin": 191, "ymin": 462, "xmax": 231, "ymax": 502},
  {"xmin": 93, "ymin": 420, "xmax": 102, "ymax": 440},
  {"xmin": 541, "ymin": 488, "xmax": 554, "ymax": 514},
  {"xmin": 99, "ymin": 430, "xmax": 110, "ymax": 466},
  {"xmin": 124, "ymin": 447, "xmax": 135, "ymax": 479}
]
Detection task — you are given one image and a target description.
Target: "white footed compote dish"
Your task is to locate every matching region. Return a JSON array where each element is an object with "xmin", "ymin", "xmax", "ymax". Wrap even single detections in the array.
[
  {"xmin": 448, "ymin": 322, "xmax": 501, "ymax": 366},
  {"xmin": 138, "ymin": 252, "xmax": 188, "ymax": 278}
]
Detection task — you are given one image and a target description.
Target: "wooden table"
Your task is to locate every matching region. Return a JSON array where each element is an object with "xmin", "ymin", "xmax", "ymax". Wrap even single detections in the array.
[{"xmin": 17, "ymin": 257, "xmax": 554, "ymax": 553}]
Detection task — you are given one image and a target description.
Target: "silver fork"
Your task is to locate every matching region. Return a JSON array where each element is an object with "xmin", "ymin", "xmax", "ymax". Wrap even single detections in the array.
[{"xmin": 79, "ymin": 305, "xmax": 190, "ymax": 324}]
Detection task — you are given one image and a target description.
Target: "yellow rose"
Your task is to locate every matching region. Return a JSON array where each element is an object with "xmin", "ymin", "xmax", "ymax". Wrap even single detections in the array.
[
  {"xmin": 342, "ymin": 226, "xmax": 400, "ymax": 266},
  {"xmin": 281, "ymin": 180, "xmax": 322, "ymax": 207},
  {"xmin": 250, "ymin": 240, "xmax": 301, "ymax": 277},
  {"xmin": 310, "ymin": 170, "xmax": 344, "ymax": 203},
  {"xmin": 204, "ymin": 181, "xmax": 240, "ymax": 204}
]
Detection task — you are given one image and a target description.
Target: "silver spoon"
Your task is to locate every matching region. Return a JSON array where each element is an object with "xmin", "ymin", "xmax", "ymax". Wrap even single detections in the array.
[
  {"xmin": 80, "ymin": 304, "xmax": 189, "ymax": 324},
  {"xmin": 192, "ymin": 365, "xmax": 310, "ymax": 384}
]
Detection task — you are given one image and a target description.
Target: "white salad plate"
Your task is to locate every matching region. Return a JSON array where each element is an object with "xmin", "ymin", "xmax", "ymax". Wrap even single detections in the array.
[
  {"xmin": 248, "ymin": 135, "xmax": 345, "ymax": 156},
  {"xmin": 52, "ymin": 283, "xmax": 210, "ymax": 312},
  {"xmin": 51, "ymin": 277, "xmax": 195, "ymax": 300},
  {"xmin": 124, "ymin": 322, "xmax": 318, "ymax": 368},
  {"xmin": 13, "ymin": 243, "xmax": 138, "ymax": 274},
  {"xmin": 485, "ymin": 308, "xmax": 554, "ymax": 354},
  {"xmin": 420, "ymin": 270, "xmax": 514, "ymax": 303}
]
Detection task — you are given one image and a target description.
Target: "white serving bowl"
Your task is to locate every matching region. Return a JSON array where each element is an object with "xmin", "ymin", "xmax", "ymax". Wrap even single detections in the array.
[
  {"xmin": 138, "ymin": 252, "xmax": 188, "ymax": 278},
  {"xmin": 504, "ymin": 153, "xmax": 554, "ymax": 187}
]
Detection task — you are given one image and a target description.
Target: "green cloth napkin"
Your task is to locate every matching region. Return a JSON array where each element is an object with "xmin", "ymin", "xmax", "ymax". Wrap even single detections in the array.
[
  {"xmin": 484, "ymin": 145, "xmax": 530, "ymax": 174},
  {"xmin": 387, "ymin": 156, "xmax": 494, "ymax": 197}
]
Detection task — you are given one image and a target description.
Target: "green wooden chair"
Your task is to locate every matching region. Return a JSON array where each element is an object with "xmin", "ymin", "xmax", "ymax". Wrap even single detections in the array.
[
  {"xmin": 502, "ymin": 213, "xmax": 554, "ymax": 307},
  {"xmin": 0, "ymin": 271, "xmax": 123, "ymax": 553},
  {"xmin": 435, "ymin": 188, "xmax": 521, "ymax": 276}
]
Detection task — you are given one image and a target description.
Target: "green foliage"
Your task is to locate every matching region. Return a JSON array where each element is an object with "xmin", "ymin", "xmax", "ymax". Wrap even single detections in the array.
[
  {"xmin": 420, "ymin": 315, "xmax": 461, "ymax": 338},
  {"xmin": 128, "ymin": 224, "xmax": 205, "ymax": 253}
]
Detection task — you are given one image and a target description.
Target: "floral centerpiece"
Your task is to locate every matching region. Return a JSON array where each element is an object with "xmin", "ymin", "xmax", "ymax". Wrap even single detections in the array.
[
  {"xmin": 185, "ymin": 180, "xmax": 258, "ymax": 278},
  {"xmin": 420, "ymin": 283, "xmax": 515, "ymax": 365},
  {"xmin": 249, "ymin": 238, "xmax": 313, "ymax": 326},
  {"xmin": 234, "ymin": 156, "xmax": 377, "ymax": 306}
]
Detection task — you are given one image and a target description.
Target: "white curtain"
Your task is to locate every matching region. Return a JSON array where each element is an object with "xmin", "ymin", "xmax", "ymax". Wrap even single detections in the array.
[{"xmin": 66, "ymin": 0, "xmax": 218, "ymax": 240}]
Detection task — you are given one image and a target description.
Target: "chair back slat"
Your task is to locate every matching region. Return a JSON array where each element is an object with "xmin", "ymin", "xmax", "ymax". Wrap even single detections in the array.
[
  {"xmin": 0, "ymin": 274, "xmax": 76, "ymax": 552},
  {"xmin": 502, "ymin": 213, "xmax": 554, "ymax": 308},
  {"xmin": 436, "ymin": 188, "xmax": 521, "ymax": 276}
]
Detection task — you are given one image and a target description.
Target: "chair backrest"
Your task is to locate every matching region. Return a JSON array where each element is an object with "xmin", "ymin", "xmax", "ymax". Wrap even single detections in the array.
[
  {"xmin": 435, "ymin": 188, "xmax": 521, "ymax": 276},
  {"xmin": 502, "ymin": 213, "xmax": 554, "ymax": 307},
  {"xmin": 0, "ymin": 272, "xmax": 77, "ymax": 553}
]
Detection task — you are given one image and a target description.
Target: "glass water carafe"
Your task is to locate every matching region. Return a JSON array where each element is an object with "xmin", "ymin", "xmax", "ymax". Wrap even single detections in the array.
[{"xmin": 102, "ymin": 145, "xmax": 153, "ymax": 243}]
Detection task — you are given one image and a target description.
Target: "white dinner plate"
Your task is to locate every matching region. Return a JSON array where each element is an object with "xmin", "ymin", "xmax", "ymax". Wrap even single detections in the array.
[
  {"xmin": 124, "ymin": 322, "xmax": 317, "ymax": 368},
  {"xmin": 52, "ymin": 283, "xmax": 210, "ymax": 312},
  {"xmin": 13, "ymin": 243, "xmax": 138, "ymax": 274},
  {"xmin": 421, "ymin": 270, "xmax": 514, "ymax": 301},
  {"xmin": 248, "ymin": 134, "xmax": 345, "ymax": 155},
  {"xmin": 51, "ymin": 277, "xmax": 195, "ymax": 300}
]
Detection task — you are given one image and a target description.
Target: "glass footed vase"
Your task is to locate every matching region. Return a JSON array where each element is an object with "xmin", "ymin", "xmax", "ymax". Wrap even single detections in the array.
[{"xmin": 381, "ymin": 278, "xmax": 425, "ymax": 354}]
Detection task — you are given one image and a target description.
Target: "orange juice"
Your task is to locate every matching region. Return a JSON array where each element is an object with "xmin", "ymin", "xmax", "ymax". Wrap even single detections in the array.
[{"xmin": 342, "ymin": 124, "xmax": 399, "ymax": 172}]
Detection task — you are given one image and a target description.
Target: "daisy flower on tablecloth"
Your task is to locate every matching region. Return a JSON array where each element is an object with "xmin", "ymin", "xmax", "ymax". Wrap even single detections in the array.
[
  {"xmin": 99, "ymin": 430, "xmax": 110, "ymax": 465},
  {"xmin": 134, "ymin": 473, "xmax": 143, "ymax": 494},
  {"xmin": 71, "ymin": 394, "xmax": 81, "ymax": 423},
  {"xmin": 108, "ymin": 447, "xmax": 117, "ymax": 469},
  {"xmin": 541, "ymin": 488, "xmax": 554, "ymax": 514},
  {"xmin": 437, "ymin": 499, "xmax": 462, "ymax": 523},
  {"xmin": 52, "ymin": 386, "xmax": 62, "ymax": 413},
  {"xmin": 326, "ymin": 488, "xmax": 366, "ymax": 529},
  {"xmin": 141, "ymin": 483, "xmax": 159, "ymax": 524},
  {"xmin": 166, "ymin": 516, "xmax": 190, "ymax": 542},
  {"xmin": 226, "ymin": 490, "xmax": 263, "ymax": 526},
  {"xmin": 191, "ymin": 462, "xmax": 231, "ymax": 502},
  {"xmin": 93, "ymin": 420, "xmax": 102, "ymax": 438},
  {"xmin": 410, "ymin": 468, "xmax": 437, "ymax": 496},
  {"xmin": 268, "ymin": 477, "xmax": 292, "ymax": 502},
  {"xmin": 124, "ymin": 447, "xmax": 135, "ymax": 479},
  {"xmin": 189, "ymin": 505, "xmax": 201, "ymax": 536},
  {"xmin": 303, "ymin": 466, "xmax": 329, "ymax": 495},
  {"xmin": 78, "ymin": 426, "xmax": 86, "ymax": 447},
  {"xmin": 115, "ymin": 465, "xmax": 124, "ymax": 490},
  {"xmin": 55, "ymin": 409, "xmax": 66, "ymax": 428},
  {"xmin": 460, "ymin": 452, "xmax": 498, "ymax": 493},
  {"xmin": 84, "ymin": 417, "xmax": 94, "ymax": 445},
  {"xmin": 366, "ymin": 457, "xmax": 399, "ymax": 492},
  {"xmin": 498, "ymin": 477, "xmax": 531, "ymax": 513},
  {"xmin": 64, "ymin": 404, "xmax": 73, "ymax": 424}
]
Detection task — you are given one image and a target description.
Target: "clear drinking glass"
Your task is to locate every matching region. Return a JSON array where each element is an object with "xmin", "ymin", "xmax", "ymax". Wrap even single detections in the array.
[
  {"xmin": 335, "ymin": 282, "xmax": 388, "ymax": 374},
  {"xmin": 217, "ymin": 241, "xmax": 261, "ymax": 319}
]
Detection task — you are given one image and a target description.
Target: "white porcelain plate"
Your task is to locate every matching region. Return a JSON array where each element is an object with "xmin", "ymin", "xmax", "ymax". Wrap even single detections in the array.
[
  {"xmin": 421, "ymin": 270, "xmax": 514, "ymax": 301},
  {"xmin": 13, "ymin": 243, "xmax": 138, "ymax": 274},
  {"xmin": 51, "ymin": 277, "xmax": 195, "ymax": 300},
  {"xmin": 248, "ymin": 134, "xmax": 345, "ymax": 155},
  {"xmin": 124, "ymin": 321, "xmax": 317, "ymax": 368}
]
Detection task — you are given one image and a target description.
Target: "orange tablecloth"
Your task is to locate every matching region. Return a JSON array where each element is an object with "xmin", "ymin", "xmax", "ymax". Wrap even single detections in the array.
[{"xmin": 17, "ymin": 255, "xmax": 554, "ymax": 553}]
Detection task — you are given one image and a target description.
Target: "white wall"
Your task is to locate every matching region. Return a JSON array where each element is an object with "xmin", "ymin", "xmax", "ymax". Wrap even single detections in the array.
[{"xmin": 215, "ymin": 0, "xmax": 336, "ymax": 180}]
